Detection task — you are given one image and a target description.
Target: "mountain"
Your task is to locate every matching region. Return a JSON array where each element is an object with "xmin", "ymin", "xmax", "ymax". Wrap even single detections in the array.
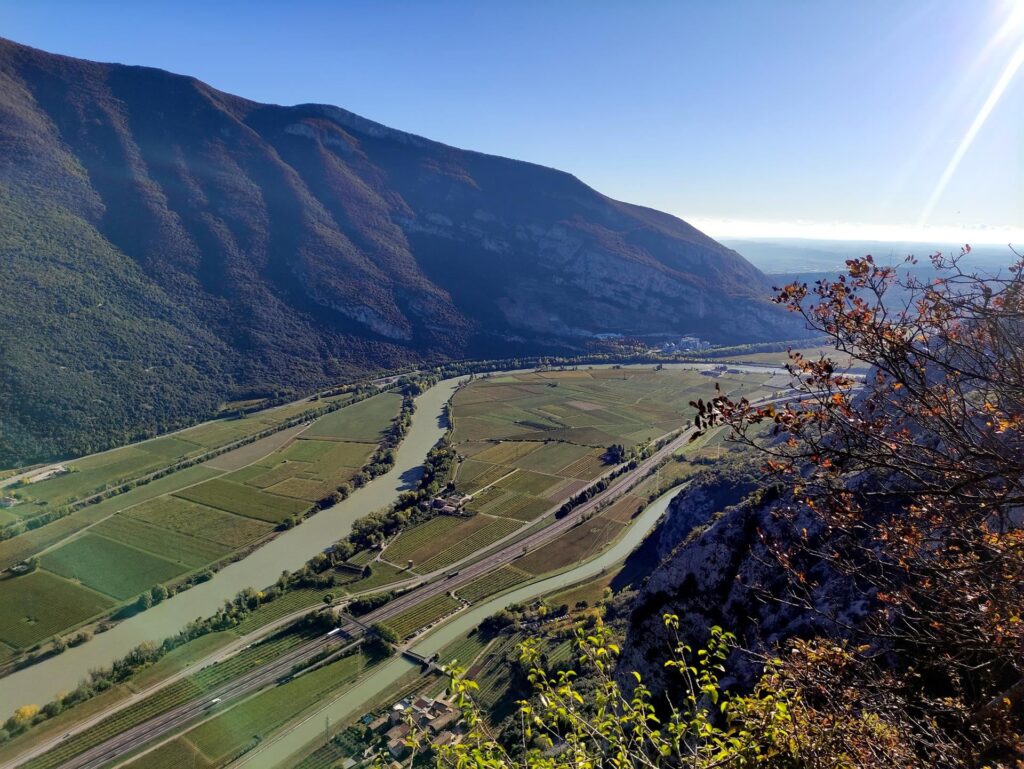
[{"xmin": 0, "ymin": 37, "xmax": 799, "ymax": 466}]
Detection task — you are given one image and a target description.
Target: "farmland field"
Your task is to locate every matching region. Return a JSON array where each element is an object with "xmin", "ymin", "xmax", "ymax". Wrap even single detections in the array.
[
  {"xmin": 382, "ymin": 516, "xmax": 466, "ymax": 564},
  {"xmin": 0, "ymin": 571, "xmax": 112, "ymax": 648},
  {"xmin": 5, "ymin": 390, "xmax": 376, "ymax": 520},
  {"xmin": 455, "ymin": 461, "xmax": 514, "ymax": 493},
  {"xmin": 475, "ymin": 490, "xmax": 551, "ymax": 521},
  {"xmin": 184, "ymin": 652, "xmax": 372, "ymax": 764},
  {"xmin": 0, "ymin": 386, "xmax": 403, "ymax": 667},
  {"xmin": 124, "ymin": 496, "xmax": 273, "ymax": 549},
  {"xmin": 39, "ymin": 534, "xmax": 188, "ymax": 600},
  {"xmin": 23, "ymin": 632, "xmax": 313, "ymax": 769},
  {"xmin": 381, "ymin": 593, "xmax": 462, "ymax": 639},
  {"xmin": 416, "ymin": 517, "xmax": 521, "ymax": 573},
  {"xmin": 600, "ymin": 494, "xmax": 644, "ymax": 523},
  {"xmin": 384, "ymin": 514, "xmax": 519, "ymax": 573},
  {"xmin": 91, "ymin": 515, "xmax": 229, "ymax": 567},
  {"xmin": 494, "ymin": 469, "xmax": 563, "ymax": 497},
  {"xmin": 448, "ymin": 368, "xmax": 770, "ymax": 523},
  {"xmin": 221, "ymin": 438, "xmax": 374, "ymax": 503},
  {"xmin": 174, "ymin": 478, "xmax": 307, "ymax": 522},
  {"xmin": 512, "ymin": 441, "xmax": 593, "ymax": 473},
  {"xmin": 201, "ymin": 424, "xmax": 307, "ymax": 471},
  {"xmin": 300, "ymin": 392, "xmax": 402, "ymax": 442},
  {"xmin": 232, "ymin": 588, "xmax": 340, "ymax": 634},
  {"xmin": 437, "ymin": 631, "xmax": 491, "ymax": 668},
  {"xmin": 514, "ymin": 512, "xmax": 626, "ymax": 576},
  {"xmin": 0, "ymin": 465, "xmax": 223, "ymax": 570},
  {"xmin": 456, "ymin": 565, "xmax": 532, "ymax": 603},
  {"xmin": 345, "ymin": 561, "xmax": 409, "ymax": 592},
  {"xmin": 126, "ymin": 740, "xmax": 211, "ymax": 769}
]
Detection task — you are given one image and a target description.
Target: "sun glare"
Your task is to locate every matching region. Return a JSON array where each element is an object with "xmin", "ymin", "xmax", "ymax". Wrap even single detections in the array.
[{"xmin": 917, "ymin": 1, "xmax": 1024, "ymax": 228}]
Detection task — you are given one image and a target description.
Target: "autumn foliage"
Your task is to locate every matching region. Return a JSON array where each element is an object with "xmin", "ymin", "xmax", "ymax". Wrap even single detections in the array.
[{"xmin": 698, "ymin": 247, "xmax": 1024, "ymax": 767}]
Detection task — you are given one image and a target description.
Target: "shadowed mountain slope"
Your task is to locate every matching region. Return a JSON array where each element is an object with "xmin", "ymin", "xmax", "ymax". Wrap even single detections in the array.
[{"xmin": 0, "ymin": 37, "xmax": 798, "ymax": 465}]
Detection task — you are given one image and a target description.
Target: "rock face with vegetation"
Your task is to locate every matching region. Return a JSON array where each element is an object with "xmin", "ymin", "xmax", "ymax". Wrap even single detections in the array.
[
  {"xmin": 0, "ymin": 37, "xmax": 797, "ymax": 466},
  {"xmin": 620, "ymin": 480, "xmax": 866, "ymax": 701}
]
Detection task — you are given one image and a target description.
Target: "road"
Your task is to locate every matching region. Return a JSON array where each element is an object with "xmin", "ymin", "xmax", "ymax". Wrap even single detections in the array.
[
  {"xmin": 359, "ymin": 427, "xmax": 696, "ymax": 627},
  {"xmin": 7, "ymin": 382, "xmax": 808, "ymax": 769},
  {"xmin": 10, "ymin": 426, "xmax": 689, "ymax": 769},
  {"xmin": 39, "ymin": 627, "xmax": 362, "ymax": 769}
]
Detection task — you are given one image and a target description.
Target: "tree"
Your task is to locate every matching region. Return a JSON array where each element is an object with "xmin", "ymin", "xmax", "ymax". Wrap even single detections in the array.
[
  {"xmin": 373, "ymin": 623, "xmax": 399, "ymax": 645},
  {"xmin": 5, "ymin": 704, "xmax": 39, "ymax": 734},
  {"xmin": 698, "ymin": 248, "xmax": 1024, "ymax": 766},
  {"xmin": 150, "ymin": 584, "xmax": 168, "ymax": 604},
  {"xmin": 398, "ymin": 617, "xmax": 879, "ymax": 769},
  {"xmin": 135, "ymin": 592, "xmax": 152, "ymax": 612},
  {"xmin": 604, "ymin": 443, "xmax": 626, "ymax": 463}
]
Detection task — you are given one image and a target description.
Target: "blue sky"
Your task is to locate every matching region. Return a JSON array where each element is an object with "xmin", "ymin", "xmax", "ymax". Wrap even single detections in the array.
[{"xmin": 2, "ymin": 0, "xmax": 1022, "ymax": 243}]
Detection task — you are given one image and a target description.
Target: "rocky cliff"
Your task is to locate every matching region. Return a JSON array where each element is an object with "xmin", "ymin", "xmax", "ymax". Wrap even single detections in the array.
[
  {"xmin": 619, "ymin": 469, "xmax": 871, "ymax": 702},
  {"xmin": 0, "ymin": 37, "xmax": 803, "ymax": 465}
]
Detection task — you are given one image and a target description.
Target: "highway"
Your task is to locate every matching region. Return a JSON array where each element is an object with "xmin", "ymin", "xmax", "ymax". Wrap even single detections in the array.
[
  {"xmin": 12, "ymin": 426, "xmax": 690, "ymax": 769},
  {"xmin": 10, "ymin": 385, "xmax": 808, "ymax": 769},
  {"xmin": 359, "ymin": 426, "xmax": 696, "ymax": 628},
  {"xmin": 47, "ymin": 627, "xmax": 361, "ymax": 769}
]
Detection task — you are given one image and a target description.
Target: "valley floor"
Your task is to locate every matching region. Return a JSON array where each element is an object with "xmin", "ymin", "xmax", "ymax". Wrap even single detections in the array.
[{"xmin": 0, "ymin": 363, "xmax": 783, "ymax": 769}]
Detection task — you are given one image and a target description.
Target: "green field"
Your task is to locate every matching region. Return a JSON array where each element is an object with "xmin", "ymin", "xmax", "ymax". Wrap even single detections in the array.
[
  {"xmin": 456, "ymin": 565, "xmax": 532, "ymax": 603},
  {"xmin": 39, "ymin": 534, "xmax": 187, "ymax": 600},
  {"xmin": 184, "ymin": 652, "xmax": 372, "ymax": 764},
  {"xmin": 300, "ymin": 392, "xmax": 402, "ymax": 442},
  {"xmin": 382, "ymin": 516, "xmax": 467, "ymax": 565},
  {"xmin": 474, "ymin": 490, "xmax": 551, "ymax": 521},
  {"xmin": 514, "ymin": 512, "xmax": 626, "ymax": 576},
  {"xmin": 384, "ymin": 514, "xmax": 519, "ymax": 573},
  {"xmin": 512, "ymin": 441, "xmax": 593, "ymax": 473},
  {"xmin": 494, "ymin": 469, "xmax": 563, "ymax": 497},
  {"xmin": 23, "ymin": 632, "xmax": 312, "ymax": 769},
  {"xmin": 0, "ymin": 465, "xmax": 223, "ymax": 570},
  {"xmin": 416, "ymin": 517, "xmax": 521, "ymax": 573},
  {"xmin": 599, "ymin": 494, "xmax": 644, "ymax": 523},
  {"xmin": 381, "ymin": 593, "xmax": 462, "ymax": 639},
  {"xmin": 472, "ymin": 441, "xmax": 544, "ymax": 465},
  {"xmin": 0, "ymin": 570, "xmax": 112, "ymax": 648},
  {"xmin": 124, "ymin": 496, "xmax": 273, "ymax": 549},
  {"xmin": 346, "ymin": 561, "xmax": 409, "ymax": 592},
  {"xmin": 14, "ymin": 448, "xmax": 179, "ymax": 508},
  {"xmin": 437, "ymin": 630, "xmax": 491, "ymax": 668},
  {"xmin": 451, "ymin": 368, "xmax": 768, "ymax": 450},
  {"xmin": 282, "ymin": 439, "xmax": 373, "ymax": 466},
  {"xmin": 5, "ymin": 391, "xmax": 372, "ymax": 521},
  {"xmin": 126, "ymin": 739, "xmax": 211, "ymax": 769},
  {"xmin": 174, "ymin": 478, "xmax": 308, "ymax": 522},
  {"xmin": 232, "ymin": 588, "xmax": 339, "ymax": 634},
  {"xmin": 221, "ymin": 438, "xmax": 374, "ymax": 503},
  {"xmin": 0, "ymin": 389, "xmax": 402, "ymax": 664},
  {"xmin": 91, "ymin": 515, "xmax": 229, "ymax": 567},
  {"xmin": 455, "ymin": 461, "xmax": 515, "ymax": 493}
]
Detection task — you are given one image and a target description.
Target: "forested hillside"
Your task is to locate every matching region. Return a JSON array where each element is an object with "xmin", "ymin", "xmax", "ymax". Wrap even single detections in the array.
[{"xmin": 0, "ymin": 37, "xmax": 798, "ymax": 467}]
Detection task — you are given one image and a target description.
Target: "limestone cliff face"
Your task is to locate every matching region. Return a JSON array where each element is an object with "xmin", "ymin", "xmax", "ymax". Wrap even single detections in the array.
[
  {"xmin": 0, "ymin": 36, "xmax": 806, "ymax": 464},
  {"xmin": 619, "ymin": 477, "xmax": 871, "ymax": 703}
]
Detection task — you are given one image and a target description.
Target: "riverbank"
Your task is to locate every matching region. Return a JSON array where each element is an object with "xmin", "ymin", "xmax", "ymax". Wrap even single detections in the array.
[
  {"xmin": 0, "ymin": 379, "xmax": 464, "ymax": 712},
  {"xmin": 235, "ymin": 484, "xmax": 681, "ymax": 768}
]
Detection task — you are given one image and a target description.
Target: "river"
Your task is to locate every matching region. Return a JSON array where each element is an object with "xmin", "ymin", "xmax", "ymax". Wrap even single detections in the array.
[
  {"xmin": 237, "ymin": 484, "xmax": 681, "ymax": 769},
  {"xmin": 0, "ymin": 378, "xmax": 464, "ymax": 712}
]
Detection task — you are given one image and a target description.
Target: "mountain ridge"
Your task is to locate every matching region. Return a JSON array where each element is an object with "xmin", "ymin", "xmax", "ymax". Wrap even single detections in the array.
[{"xmin": 0, "ymin": 36, "xmax": 800, "ymax": 465}]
